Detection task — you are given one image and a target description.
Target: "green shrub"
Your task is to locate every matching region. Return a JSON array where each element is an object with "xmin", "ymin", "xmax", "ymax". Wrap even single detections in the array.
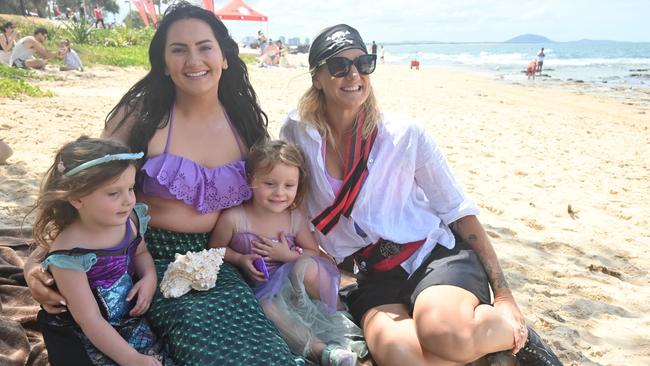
[
  {"xmin": 61, "ymin": 20, "xmax": 95, "ymax": 45},
  {"xmin": 0, "ymin": 65, "xmax": 53, "ymax": 98},
  {"xmin": 76, "ymin": 44, "xmax": 149, "ymax": 67},
  {"xmin": 240, "ymin": 54, "xmax": 256, "ymax": 65}
]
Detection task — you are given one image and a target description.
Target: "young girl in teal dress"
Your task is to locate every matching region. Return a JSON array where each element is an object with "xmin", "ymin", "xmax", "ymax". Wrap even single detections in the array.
[
  {"xmin": 33, "ymin": 137, "xmax": 169, "ymax": 365},
  {"xmin": 209, "ymin": 140, "xmax": 366, "ymax": 366}
]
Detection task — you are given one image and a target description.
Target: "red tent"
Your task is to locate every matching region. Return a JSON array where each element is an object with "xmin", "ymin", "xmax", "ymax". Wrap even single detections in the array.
[{"xmin": 214, "ymin": 0, "xmax": 268, "ymax": 22}]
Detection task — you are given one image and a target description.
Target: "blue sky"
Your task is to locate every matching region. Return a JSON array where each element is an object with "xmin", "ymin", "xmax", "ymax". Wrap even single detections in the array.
[{"xmin": 116, "ymin": 0, "xmax": 650, "ymax": 43}]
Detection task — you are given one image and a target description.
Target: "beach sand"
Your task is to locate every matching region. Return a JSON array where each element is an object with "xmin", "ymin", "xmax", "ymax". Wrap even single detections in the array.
[{"xmin": 1, "ymin": 62, "xmax": 648, "ymax": 365}]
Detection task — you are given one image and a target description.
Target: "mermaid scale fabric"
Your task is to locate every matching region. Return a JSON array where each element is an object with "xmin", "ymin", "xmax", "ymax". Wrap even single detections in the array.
[{"xmin": 145, "ymin": 228, "xmax": 301, "ymax": 365}]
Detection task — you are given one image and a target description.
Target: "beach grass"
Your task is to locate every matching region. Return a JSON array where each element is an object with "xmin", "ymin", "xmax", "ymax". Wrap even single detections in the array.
[
  {"xmin": 76, "ymin": 44, "xmax": 150, "ymax": 67},
  {"xmin": 0, "ymin": 64, "xmax": 53, "ymax": 98}
]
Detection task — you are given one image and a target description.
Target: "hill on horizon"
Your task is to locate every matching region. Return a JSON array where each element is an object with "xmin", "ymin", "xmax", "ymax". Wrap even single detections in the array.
[{"xmin": 505, "ymin": 34, "xmax": 554, "ymax": 43}]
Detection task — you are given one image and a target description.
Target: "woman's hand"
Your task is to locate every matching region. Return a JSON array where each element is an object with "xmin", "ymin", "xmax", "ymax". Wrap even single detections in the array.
[
  {"xmin": 494, "ymin": 289, "xmax": 528, "ymax": 354},
  {"xmin": 127, "ymin": 274, "xmax": 157, "ymax": 316},
  {"xmin": 236, "ymin": 253, "xmax": 267, "ymax": 282},
  {"xmin": 252, "ymin": 232, "xmax": 297, "ymax": 263},
  {"xmin": 25, "ymin": 263, "xmax": 68, "ymax": 314}
]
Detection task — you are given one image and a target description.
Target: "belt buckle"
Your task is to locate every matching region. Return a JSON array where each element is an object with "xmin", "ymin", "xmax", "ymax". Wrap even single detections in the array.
[{"xmin": 378, "ymin": 240, "xmax": 401, "ymax": 258}]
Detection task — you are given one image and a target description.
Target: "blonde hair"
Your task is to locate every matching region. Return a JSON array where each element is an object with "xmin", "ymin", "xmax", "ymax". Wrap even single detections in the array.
[
  {"xmin": 297, "ymin": 70, "xmax": 381, "ymax": 146},
  {"xmin": 32, "ymin": 137, "xmax": 136, "ymax": 248},
  {"xmin": 245, "ymin": 140, "xmax": 308, "ymax": 209}
]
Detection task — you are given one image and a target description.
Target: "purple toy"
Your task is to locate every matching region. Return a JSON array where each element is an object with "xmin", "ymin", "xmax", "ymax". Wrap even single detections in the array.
[{"xmin": 253, "ymin": 257, "xmax": 270, "ymax": 280}]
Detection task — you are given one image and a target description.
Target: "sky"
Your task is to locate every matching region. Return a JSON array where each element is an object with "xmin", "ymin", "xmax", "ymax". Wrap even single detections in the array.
[{"xmin": 115, "ymin": 0, "xmax": 650, "ymax": 43}]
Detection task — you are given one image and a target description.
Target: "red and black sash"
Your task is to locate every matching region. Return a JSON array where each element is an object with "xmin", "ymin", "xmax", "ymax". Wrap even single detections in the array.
[{"xmin": 312, "ymin": 111, "xmax": 378, "ymax": 235}]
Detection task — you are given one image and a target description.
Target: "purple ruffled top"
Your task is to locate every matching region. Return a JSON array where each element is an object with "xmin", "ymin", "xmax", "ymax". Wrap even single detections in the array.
[
  {"xmin": 140, "ymin": 155, "xmax": 251, "ymax": 214},
  {"xmin": 139, "ymin": 105, "xmax": 251, "ymax": 214}
]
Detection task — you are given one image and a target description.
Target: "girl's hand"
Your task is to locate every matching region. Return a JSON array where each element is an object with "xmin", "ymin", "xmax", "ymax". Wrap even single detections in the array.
[
  {"xmin": 237, "ymin": 253, "xmax": 267, "ymax": 282},
  {"xmin": 25, "ymin": 265, "xmax": 68, "ymax": 314},
  {"xmin": 127, "ymin": 274, "xmax": 157, "ymax": 316},
  {"xmin": 252, "ymin": 232, "xmax": 296, "ymax": 263}
]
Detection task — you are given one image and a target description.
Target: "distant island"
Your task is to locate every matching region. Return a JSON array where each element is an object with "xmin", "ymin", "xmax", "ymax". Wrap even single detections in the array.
[{"xmin": 505, "ymin": 34, "xmax": 555, "ymax": 43}]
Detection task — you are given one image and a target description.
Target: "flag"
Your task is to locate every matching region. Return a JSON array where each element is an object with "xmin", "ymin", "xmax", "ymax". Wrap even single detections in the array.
[
  {"xmin": 143, "ymin": 0, "xmax": 158, "ymax": 27},
  {"xmin": 132, "ymin": 0, "xmax": 150, "ymax": 27},
  {"xmin": 203, "ymin": 0, "xmax": 214, "ymax": 12}
]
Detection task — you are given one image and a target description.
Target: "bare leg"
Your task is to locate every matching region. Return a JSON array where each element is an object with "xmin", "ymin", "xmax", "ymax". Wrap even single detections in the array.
[
  {"xmin": 413, "ymin": 285, "xmax": 515, "ymax": 364},
  {"xmin": 25, "ymin": 59, "xmax": 47, "ymax": 69},
  {"xmin": 261, "ymin": 299, "xmax": 326, "ymax": 359},
  {"xmin": 361, "ymin": 303, "xmax": 461, "ymax": 366}
]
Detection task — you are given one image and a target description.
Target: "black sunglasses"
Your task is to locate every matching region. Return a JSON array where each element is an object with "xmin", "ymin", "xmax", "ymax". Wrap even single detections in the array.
[{"xmin": 319, "ymin": 54, "xmax": 377, "ymax": 78}]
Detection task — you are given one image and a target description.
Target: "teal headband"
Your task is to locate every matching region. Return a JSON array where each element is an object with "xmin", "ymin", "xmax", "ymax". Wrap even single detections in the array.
[{"xmin": 62, "ymin": 152, "xmax": 144, "ymax": 177}]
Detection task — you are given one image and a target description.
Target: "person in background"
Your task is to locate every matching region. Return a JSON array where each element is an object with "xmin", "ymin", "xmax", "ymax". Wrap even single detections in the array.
[
  {"xmin": 59, "ymin": 39, "xmax": 84, "ymax": 71},
  {"xmin": 379, "ymin": 45, "xmax": 384, "ymax": 64},
  {"xmin": 93, "ymin": 4, "xmax": 105, "ymax": 28},
  {"xmin": 281, "ymin": 23, "xmax": 563, "ymax": 366},
  {"xmin": 53, "ymin": 5, "xmax": 62, "ymax": 19},
  {"xmin": 10, "ymin": 28, "xmax": 59, "ymax": 69},
  {"xmin": 536, "ymin": 47, "xmax": 545, "ymax": 75},
  {"xmin": 259, "ymin": 39, "xmax": 280, "ymax": 67},
  {"xmin": 78, "ymin": 5, "xmax": 86, "ymax": 22},
  {"xmin": 527, "ymin": 59, "xmax": 538, "ymax": 80},
  {"xmin": 370, "ymin": 40, "xmax": 377, "ymax": 55},
  {"xmin": 258, "ymin": 29, "xmax": 267, "ymax": 54},
  {"xmin": 0, "ymin": 21, "xmax": 20, "ymax": 65}
]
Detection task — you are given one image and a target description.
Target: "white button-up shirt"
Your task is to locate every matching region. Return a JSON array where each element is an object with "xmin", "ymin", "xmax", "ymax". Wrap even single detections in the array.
[{"xmin": 280, "ymin": 110, "xmax": 479, "ymax": 274}]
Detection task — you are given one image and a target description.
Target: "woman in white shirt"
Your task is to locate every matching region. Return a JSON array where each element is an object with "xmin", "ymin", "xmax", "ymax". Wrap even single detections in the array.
[{"xmin": 281, "ymin": 24, "xmax": 562, "ymax": 366}]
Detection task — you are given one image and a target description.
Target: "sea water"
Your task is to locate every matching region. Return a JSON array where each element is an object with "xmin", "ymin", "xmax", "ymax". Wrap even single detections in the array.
[{"xmin": 381, "ymin": 41, "xmax": 650, "ymax": 90}]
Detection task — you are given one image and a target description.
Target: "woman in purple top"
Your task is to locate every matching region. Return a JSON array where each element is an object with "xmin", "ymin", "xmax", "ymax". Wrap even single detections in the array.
[{"xmin": 24, "ymin": 2, "xmax": 299, "ymax": 365}]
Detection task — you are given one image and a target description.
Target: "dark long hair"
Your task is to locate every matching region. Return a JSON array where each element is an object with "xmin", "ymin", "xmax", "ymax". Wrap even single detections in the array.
[{"xmin": 105, "ymin": 1, "xmax": 268, "ymax": 156}]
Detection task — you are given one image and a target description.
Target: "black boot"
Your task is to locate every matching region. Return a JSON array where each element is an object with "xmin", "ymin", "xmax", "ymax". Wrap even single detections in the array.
[{"xmin": 515, "ymin": 326, "xmax": 563, "ymax": 366}]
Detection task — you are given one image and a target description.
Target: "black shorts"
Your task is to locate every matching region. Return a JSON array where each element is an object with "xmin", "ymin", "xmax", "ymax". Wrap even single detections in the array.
[{"xmin": 344, "ymin": 235, "xmax": 492, "ymax": 324}]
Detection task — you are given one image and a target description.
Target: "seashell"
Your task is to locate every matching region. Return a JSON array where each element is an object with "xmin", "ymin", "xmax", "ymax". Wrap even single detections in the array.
[{"xmin": 160, "ymin": 248, "xmax": 226, "ymax": 298}]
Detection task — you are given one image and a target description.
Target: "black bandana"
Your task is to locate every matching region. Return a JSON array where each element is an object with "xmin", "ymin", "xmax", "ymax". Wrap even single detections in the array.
[{"xmin": 308, "ymin": 24, "xmax": 367, "ymax": 71}]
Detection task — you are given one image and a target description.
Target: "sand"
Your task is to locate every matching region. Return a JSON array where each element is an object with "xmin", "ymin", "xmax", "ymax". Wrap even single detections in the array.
[{"xmin": 1, "ymin": 61, "xmax": 649, "ymax": 366}]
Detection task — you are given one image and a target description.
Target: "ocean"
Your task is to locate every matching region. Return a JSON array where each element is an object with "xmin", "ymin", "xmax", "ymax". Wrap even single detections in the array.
[{"xmin": 381, "ymin": 41, "xmax": 650, "ymax": 90}]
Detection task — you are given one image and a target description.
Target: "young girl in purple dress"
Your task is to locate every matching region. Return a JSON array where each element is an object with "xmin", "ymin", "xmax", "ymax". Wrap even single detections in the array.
[
  {"xmin": 208, "ymin": 140, "xmax": 366, "ymax": 366},
  {"xmin": 33, "ymin": 137, "xmax": 169, "ymax": 365}
]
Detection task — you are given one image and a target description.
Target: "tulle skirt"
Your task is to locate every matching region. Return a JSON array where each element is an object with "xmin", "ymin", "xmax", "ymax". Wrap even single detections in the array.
[{"xmin": 255, "ymin": 256, "xmax": 367, "ymax": 361}]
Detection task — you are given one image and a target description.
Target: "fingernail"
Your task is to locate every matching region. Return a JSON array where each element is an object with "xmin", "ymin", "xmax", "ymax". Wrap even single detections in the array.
[
  {"xmin": 60, "ymin": 308, "xmax": 67, "ymax": 312},
  {"xmin": 59, "ymin": 300, "xmax": 67, "ymax": 306}
]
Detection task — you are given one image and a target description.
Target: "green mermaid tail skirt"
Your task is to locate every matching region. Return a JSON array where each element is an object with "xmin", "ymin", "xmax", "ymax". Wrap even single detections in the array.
[{"xmin": 145, "ymin": 228, "xmax": 301, "ymax": 366}]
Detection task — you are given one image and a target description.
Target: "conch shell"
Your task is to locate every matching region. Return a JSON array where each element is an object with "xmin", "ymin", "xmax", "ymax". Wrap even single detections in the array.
[{"xmin": 160, "ymin": 248, "xmax": 226, "ymax": 298}]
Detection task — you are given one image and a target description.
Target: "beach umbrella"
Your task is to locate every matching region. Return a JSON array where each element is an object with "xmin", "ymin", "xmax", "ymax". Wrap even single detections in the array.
[
  {"xmin": 213, "ymin": 0, "xmax": 268, "ymax": 21},
  {"xmin": 212, "ymin": 0, "xmax": 269, "ymax": 40}
]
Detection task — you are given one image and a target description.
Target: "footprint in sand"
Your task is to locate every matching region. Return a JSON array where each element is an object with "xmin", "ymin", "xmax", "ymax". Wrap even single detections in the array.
[
  {"xmin": 483, "ymin": 205, "xmax": 504, "ymax": 215},
  {"xmin": 525, "ymin": 219, "xmax": 545, "ymax": 231}
]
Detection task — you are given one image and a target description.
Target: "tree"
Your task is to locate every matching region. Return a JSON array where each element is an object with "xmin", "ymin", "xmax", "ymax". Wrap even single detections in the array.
[
  {"xmin": 123, "ymin": 10, "xmax": 146, "ymax": 29},
  {"xmin": 57, "ymin": 0, "xmax": 119, "ymax": 15},
  {"xmin": 0, "ymin": 0, "xmax": 48, "ymax": 16},
  {"xmin": 0, "ymin": 0, "xmax": 118, "ymax": 17}
]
